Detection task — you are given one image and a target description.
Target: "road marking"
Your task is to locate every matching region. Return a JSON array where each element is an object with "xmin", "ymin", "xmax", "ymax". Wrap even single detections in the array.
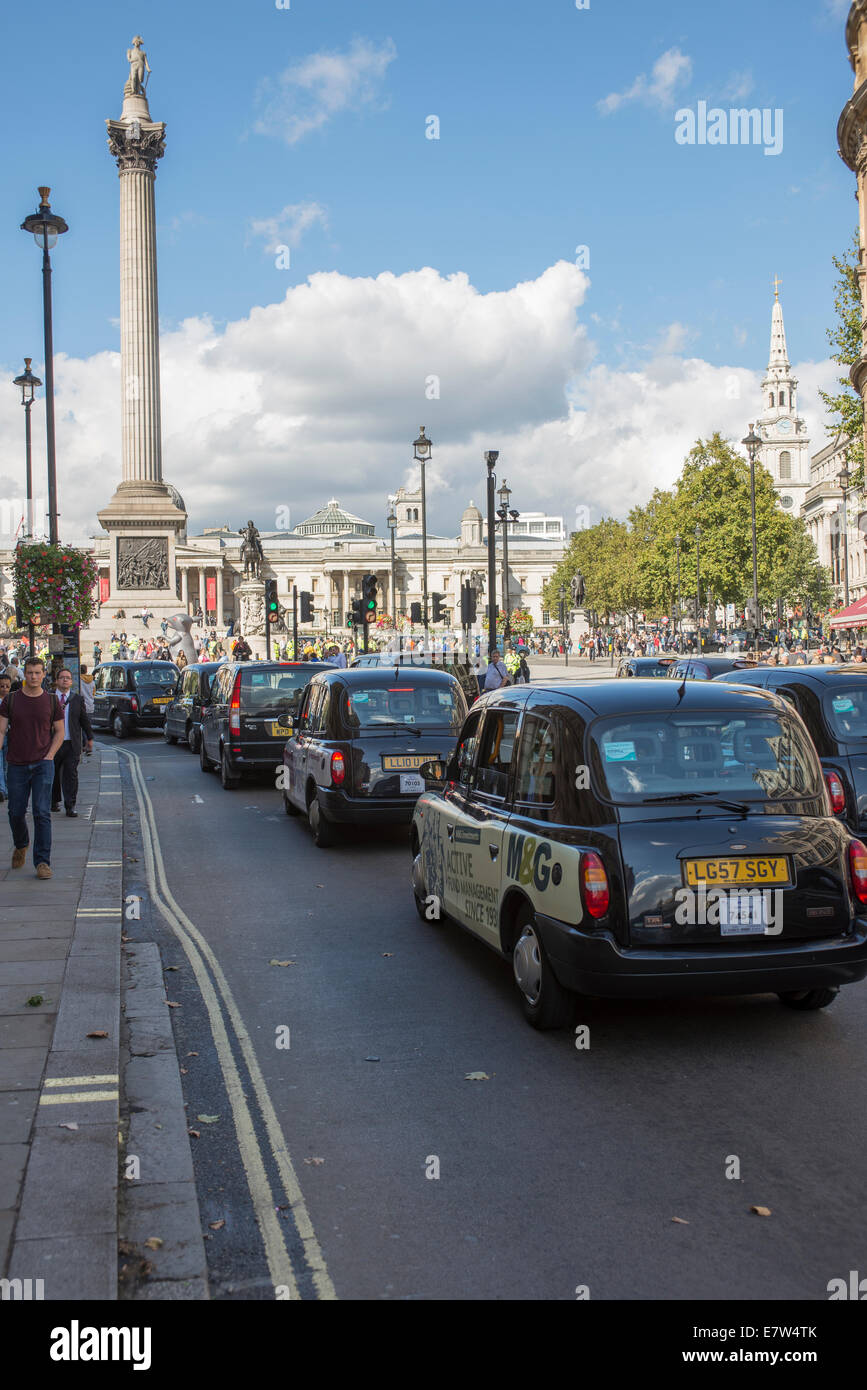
[
  {"xmin": 193, "ymin": 795, "xmax": 204, "ymax": 804},
  {"xmin": 94, "ymin": 820, "xmax": 123, "ymax": 825},
  {"xmin": 40, "ymin": 1091, "xmax": 118, "ymax": 1105},
  {"xmin": 87, "ymin": 861, "xmax": 123, "ymax": 867},
  {"xmin": 44, "ymin": 1075, "xmax": 118, "ymax": 1086},
  {"xmin": 117, "ymin": 747, "xmax": 336, "ymax": 1301}
]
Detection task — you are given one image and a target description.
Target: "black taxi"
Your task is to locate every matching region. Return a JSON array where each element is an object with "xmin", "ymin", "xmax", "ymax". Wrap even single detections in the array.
[
  {"xmin": 91, "ymin": 660, "xmax": 180, "ymax": 738},
  {"xmin": 200, "ymin": 661, "xmax": 329, "ymax": 789},
  {"xmin": 714, "ymin": 664, "xmax": 867, "ymax": 835},
  {"xmin": 282, "ymin": 666, "xmax": 467, "ymax": 846},
  {"xmin": 410, "ymin": 680, "xmax": 867, "ymax": 1029}
]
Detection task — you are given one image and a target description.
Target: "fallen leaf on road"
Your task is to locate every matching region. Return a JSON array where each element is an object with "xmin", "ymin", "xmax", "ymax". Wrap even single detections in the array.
[
  {"xmin": 316, "ymin": 884, "xmax": 325, "ymax": 888},
  {"xmin": 25, "ymin": 995, "xmax": 44, "ymax": 1008},
  {"xmin": 139, "ymin": 1260, "xmax": 154, "ymax": 1277},
  {"xmin": 165, "ymin": 965, "xmax": 180, "ymax": 972},
  {"xmin": 209, "ymin": 1219, "xmax": 225, "ymax": 1231},
  {"xmin": 269, "ymin": 959, "xmax": 295, "ymax": 967},
  {"xmin": 187, "ymin": 1129, "xmax": 200, "ymax": 1139},
  {"xmin": 671, "ymin": 1217, "xmax": 689, "ymax": 1225},
  {"xmin": 143, "ymin": 1237, "xmax": 163, "ymax": 1250},
  {"xmin": 186, "ymin": 1051, "xmax": 199, "ymax": 1057},
  {"xmin": 58, "ymin": 1122, "xmax": 79, "ymax": 1131},
  {"xmin": 382, "ymin": 952, "xmax": 394, "ymax": 958},
  {"xmin": 304, "ymin": 1157, "xmax": 325, "ymax": 1166},
  {"xmin": 166, "ymin": 1001, "xmax": 181, "ymax": 1009},
  {"xmin": 121, "ymin": 935, "xmax": 131, "ymax": 943},
  {"xmin": 750, "ymin": 1205, "xmax": 772, "ymax": 1217},
  {"xmin": 465, "ymin": 1072, "xmax": 491, "ymax": 1081},
  {"xmin": 197, "ymin": 1114, "xmax": 220, "ymax": 1124},
  {"xmin": 86, "ymin": 1030, "xmax": 109, "ymax": 1038},
  {"xmin": 180, "ymin": 1067, "xmax": 187, "ymax": 1074},
  {"xmin": 118, "ymin": 1241, "xmax": 135, "ymax": 1256}
]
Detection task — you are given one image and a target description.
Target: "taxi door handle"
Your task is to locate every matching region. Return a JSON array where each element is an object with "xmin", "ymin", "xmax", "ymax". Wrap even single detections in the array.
[
  {"xmin": 447, "ymin": 826, "xmax": 454, "ymax": 840},
  {"xmin": 489, "ymin": 844, "xmax": 499, "ymax": 861}
]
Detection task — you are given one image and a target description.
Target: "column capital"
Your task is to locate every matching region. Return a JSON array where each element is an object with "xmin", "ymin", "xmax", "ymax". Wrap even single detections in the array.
[{"xmin": 106, "ymin": 118, "xmax": 166, "ymax": 175}]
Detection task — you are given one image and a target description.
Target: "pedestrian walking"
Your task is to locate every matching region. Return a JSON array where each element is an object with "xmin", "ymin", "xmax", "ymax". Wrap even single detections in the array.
[
  {"xmin": 51, "ymin": 667, "xmax": 94, "ymax": 817},
  {"xmin": 0, "ymin": 657, "xmax": 65, "ymax": 878},
  {"xmin": 0, "ymin": 671, "xmax": 10, "ymax": 803},
  {"xmin": 79, "ymin": 664, "xmax": 95, "ymax": 716}
]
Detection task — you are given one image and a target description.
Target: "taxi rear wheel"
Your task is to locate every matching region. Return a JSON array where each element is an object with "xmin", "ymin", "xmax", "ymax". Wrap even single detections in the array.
[
  {"xmin": 163, "ymin": 724, "xmax": 177, "ymax": 744},
  {"xmin": 778, "ymin": 987, "xmax": 839, "ymax": 1011},
  {"xmin": 308, "ymin": 794, "xmax": 337, "ymax": 847},
  {"xmin": 221, "ymin": 748, "xmax": 241, "ymax": 790},
  {"xmin": 283, "ymin": 790, "xmax": 299, "ymax": 816},
  {"xmin": 512, "ymin": 906, "xmax": 574, "ymax": 1031}
]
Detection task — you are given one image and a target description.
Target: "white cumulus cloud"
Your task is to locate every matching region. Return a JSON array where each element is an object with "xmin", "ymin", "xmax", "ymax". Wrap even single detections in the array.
[
  {"xmin": 598, "ymin": 47, "xmax": 693, "ymax": 115},
  {"xmin": 254, "ymin": 38, "xmax": 397, "ymax": 145}
]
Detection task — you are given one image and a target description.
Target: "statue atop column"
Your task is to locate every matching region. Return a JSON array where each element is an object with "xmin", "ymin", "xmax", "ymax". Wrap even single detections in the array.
[
  {"xmin": 239, "ymin": 520, "xmax": 264, "ymax": 579},
  {"xmin": 125, "ymin": 37, "xmax": 151, "ymax": 98},
  {"xmin": 571, "ymin": 571, "xmax": 586, "ymax": 607}
]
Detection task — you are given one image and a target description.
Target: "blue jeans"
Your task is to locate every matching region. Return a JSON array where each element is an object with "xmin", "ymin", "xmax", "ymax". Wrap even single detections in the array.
[
  {"xmin": 7, "ymin": 760, "xmax": 54, "ymax": 866},
  {"xmin": 0, "ymin": 741, "xmax": 7, "ymax": 798}
]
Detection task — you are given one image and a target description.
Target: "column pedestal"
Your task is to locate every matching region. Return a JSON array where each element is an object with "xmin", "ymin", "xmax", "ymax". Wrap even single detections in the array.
[{"xmin": 237, "ymin": 579, "xmax": 267, "ymax": 658}]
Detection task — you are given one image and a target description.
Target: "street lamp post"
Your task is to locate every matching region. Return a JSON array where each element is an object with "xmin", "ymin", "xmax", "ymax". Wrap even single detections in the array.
[
  {"xmin": 496, "ymin": 480, "xmax": 520, "ymax": 641},
  {"xmin": 484, "ymin": 451, "xmax": 499, "ymax": 656},
  {"xmin": 558, "ymin": 586, "xmax": 569, "ymax": 666},
  {"xmin": 674, "ymin": 533, "xmax": 682, "ymax": 650},
  {"xmin": 695, "ymin": 524, "xmax": 702, "ymax": 651},
  {"xmin": 838, "ymin": 460, "xmax": 852, "ymax": 611},
  {"xmin": 21, "ymin": 188, "xmax": 68, "ymax": 546},
  {"xmin": 742, "ymin": 425, "xmax": 762, "ymax": 648},
  {"xmin": 387, "ymin": 500, "xmax": 397, "ymax": 627},
  {"xmin": 12, "ymin": 358, "xmax": 42, "ymax": 540},
  {"xmin": 413, "ymin": 428, "xmax": 432, "ymax": 633}
]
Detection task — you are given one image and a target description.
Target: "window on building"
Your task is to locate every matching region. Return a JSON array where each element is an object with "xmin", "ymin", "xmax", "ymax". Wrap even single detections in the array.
[
  {"xmin": 769, "ymin": 393, "xmax": 774, "ymax": 407},
  {"xmin": 546, "ymin": 521, "xmax": 560, "ymax": 532},
  {"xmin": 779, "ymin": 451, "xmax": 791, "ymax": 480},
  {"xmin": 530, "ymin": 522, "xmax": 544, "ymax": 534},
  {"xmin": 779, "ymin": 392, "xmax": 786, "ymax": 406}
]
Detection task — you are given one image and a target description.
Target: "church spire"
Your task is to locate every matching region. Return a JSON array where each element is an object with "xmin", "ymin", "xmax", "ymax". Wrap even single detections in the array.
[{"xmin": 768, "ymin": 280, "xmax": 790, "ymax": 370}]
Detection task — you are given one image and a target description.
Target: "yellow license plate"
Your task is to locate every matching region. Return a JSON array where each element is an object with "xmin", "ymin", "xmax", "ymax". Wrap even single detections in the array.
[
  {"xmin": 684, "ymin": 856, "xmax": 789, "ymax": 886},
  {"xmin": 271, "ymin": 722, "xmax": 293, "ymax": 737},
  {"xmin": 382, "ymin": 754, "xmax": 438, "ymax": 771},
  {"xmin": 153, "ymin": 696, "xmax": 171, "ymax": 705}
]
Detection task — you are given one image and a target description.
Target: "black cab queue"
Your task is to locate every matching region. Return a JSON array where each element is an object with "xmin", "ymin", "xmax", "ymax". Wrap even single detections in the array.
[
  {"xmin": 91, "ymin": 660, "xmax": 180, "ymax": 738},
  {"xmin": 410, "ymin": 679, "xmax": 867, "ymax": 1029}
]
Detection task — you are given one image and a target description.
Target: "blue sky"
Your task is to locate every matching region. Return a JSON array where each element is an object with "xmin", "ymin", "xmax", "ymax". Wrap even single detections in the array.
[{"xmin": 0, "ymin": 0, "xmax": 858, "ymax": 539}]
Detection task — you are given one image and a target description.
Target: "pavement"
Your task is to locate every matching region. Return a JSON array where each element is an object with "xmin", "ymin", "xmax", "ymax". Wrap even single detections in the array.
[{"xmin": 0, "ymin": 742, "xmax": 207, "ymax": 1301}]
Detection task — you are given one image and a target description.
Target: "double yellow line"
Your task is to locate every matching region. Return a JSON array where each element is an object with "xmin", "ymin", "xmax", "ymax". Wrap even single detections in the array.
[{"xmin": 117, "ymin": 746, "xmax": 336, "ymax": 1301}]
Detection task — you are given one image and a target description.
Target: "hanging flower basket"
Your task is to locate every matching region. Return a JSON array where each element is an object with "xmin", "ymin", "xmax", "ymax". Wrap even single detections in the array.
[
  {"xmin": 13, "ymin": 542, "xmax": 99, "ymax": 627},
  {"xmin": 481, "ymin": 607, "xmax": 534, "ymax": 635}
]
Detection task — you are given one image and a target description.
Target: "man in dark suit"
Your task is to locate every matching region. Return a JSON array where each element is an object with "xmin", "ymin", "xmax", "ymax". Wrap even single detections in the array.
[{"xmin": 51, "ymin": 667, "xmax": 94, "ymax": 817}]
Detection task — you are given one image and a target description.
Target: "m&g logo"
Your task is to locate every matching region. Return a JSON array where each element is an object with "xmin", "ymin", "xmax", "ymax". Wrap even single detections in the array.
[{"xmin": 505, "ymin": 833, "xmax": 552, "ymax": 891}]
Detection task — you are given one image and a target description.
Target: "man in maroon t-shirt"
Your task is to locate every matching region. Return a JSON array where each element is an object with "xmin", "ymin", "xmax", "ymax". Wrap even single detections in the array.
[{"xmin": 0, "ymin": 656, "xmax": 64, "ymax": 878}]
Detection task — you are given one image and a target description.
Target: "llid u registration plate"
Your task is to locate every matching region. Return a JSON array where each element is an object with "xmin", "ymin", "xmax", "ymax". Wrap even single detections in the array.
[
  {"xmin": 684, "ymin": 856, "xmax": 789, "ymax": 887},
  {"xmin": 270, "ymin": 722, "xmax": 293, "ymax": 737},
  {"xmin": 382, "ymin": 753, "xmax": 439, "ymax": 771}
]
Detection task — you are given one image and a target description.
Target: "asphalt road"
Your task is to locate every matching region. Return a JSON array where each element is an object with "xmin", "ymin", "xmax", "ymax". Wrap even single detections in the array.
[{"xmin": 113, "ymin": 729, "xmax": 867, "ymax": 1301}]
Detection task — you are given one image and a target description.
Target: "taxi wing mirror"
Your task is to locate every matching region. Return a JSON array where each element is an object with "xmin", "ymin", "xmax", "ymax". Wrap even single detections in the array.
[
  {"xmin": 419, "ymin": 759, "xmax": 447, "ymax": 783},
  {"xmin": 443, "ymin": 752, "xmax": 460, "ymax": 783}
]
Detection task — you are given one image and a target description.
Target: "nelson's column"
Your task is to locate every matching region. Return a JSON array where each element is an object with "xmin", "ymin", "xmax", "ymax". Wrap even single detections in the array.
[{"xmin": 97, "ymin": 37, "xmax": 187, "ymax": 617}]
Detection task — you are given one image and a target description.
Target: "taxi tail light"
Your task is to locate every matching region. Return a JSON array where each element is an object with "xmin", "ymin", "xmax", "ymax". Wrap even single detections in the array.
[
  {"xmin": 848, "ymin": 839, "xmax": 867, "ymax": 905},
  {"xmin": 130, "ymin": 697, "xmax": 138, "ymax": 713},
  {"xmin": 580, "ymin": 851, "xmax": 610, "ymax": 919},
  {"xmin": 826, "ymin": 771, "xmax": 846, "ymax": 816},
  {"xmin": 229, "ymin": 672, "xmax": 242, "ymax": 738},
  {"xmin": 330, "ymin": 750, "xmax": 346, "ymax": 786}
]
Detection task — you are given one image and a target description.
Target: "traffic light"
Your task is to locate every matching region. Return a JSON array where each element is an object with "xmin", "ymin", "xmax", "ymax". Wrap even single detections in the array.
[
  {"xmin": 410, "ymin": 601, "xmax": 423, "ymax": 625},
  {"xmin": 460, "ymin": 583, "xmax": 477, "ymax": 626},
  {"xmin": 299, "ymin": 590, "xmax": 314, "ymax": 623},
  {"xmin": 350, "ymin": 598, "xmax": 365, "ymax": 627},
  {"xmin": 362, "ymin": 573, "xmax": 378, "ymax": 624},
  {"xmin": 431, "ymin": 593, "xmax": 446, "ymax": 623},
  {"xmin": 265, "ymin": 579, "xmax": 279, "ymax": 621}
]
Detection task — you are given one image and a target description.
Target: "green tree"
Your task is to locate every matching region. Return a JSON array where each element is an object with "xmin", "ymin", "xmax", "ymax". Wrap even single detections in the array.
[{"xmin": 818, "ymin": 231, "xmax": 864, "ymax": 485}]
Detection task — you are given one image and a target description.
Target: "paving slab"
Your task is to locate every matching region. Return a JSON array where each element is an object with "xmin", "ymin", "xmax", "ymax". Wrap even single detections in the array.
[
  {"xmin": 0, "ymin": 1145, "xmax": 28, "ymax": 1208},
  {"xmin": 0, "ymin": 1014, "xmax": 54, "ymax": 1049},
  {"xmin": 0, "ymin": 960, "xmax": 66, "ymax": 986},
  {"xmin": 0, "ymin": 1048, "xmax": 48, "ymax": 1092},
  {"xmin": 0, "ymin": 939, "xmax": 70, "ymax": 963},
  {"xmin": 0, "ymin": 1091, "xmax": 39, "ymax": 1142},
  {"xmin": 8, "ymin": 1231, "xmax": 116, "ymax": 1300},
  {"xmin": 14, "ymin": 1123, "xmax": 118, "ymax": 1240}
]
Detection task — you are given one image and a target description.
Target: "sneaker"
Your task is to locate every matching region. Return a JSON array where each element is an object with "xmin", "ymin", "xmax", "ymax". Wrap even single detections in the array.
[
  {"xmin": 51, "ymin": 803, "xmax": 61, "ymax": 813},
  {"xmin": 36, "ymin": 863, "xmax": 52, "ymax": 880},
  {"xmin": 65, "ymin": 809, "xmax": 78, "ymax": 818},
  {"xmin": 12, "ymin": 848, "xmax": 27, "ymax": 869}
]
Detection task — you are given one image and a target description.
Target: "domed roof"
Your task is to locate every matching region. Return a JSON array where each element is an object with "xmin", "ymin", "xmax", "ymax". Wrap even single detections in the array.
[
  {"xmin": 294, "ymin": 497, "xmax": 375, "ymax": 537},
  {"xmin": 461, "ymin": 500, "xmax": 482, "ymax": 519},
  {"xmin": 166, "ymin": 481, "xmax": 186, "ymax": 513}
]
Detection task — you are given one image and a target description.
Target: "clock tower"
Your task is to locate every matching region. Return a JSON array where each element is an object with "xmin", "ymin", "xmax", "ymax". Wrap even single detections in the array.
[{"xmin": 754, "ymin": 282, "xmax": 810, "ymax": 517}]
